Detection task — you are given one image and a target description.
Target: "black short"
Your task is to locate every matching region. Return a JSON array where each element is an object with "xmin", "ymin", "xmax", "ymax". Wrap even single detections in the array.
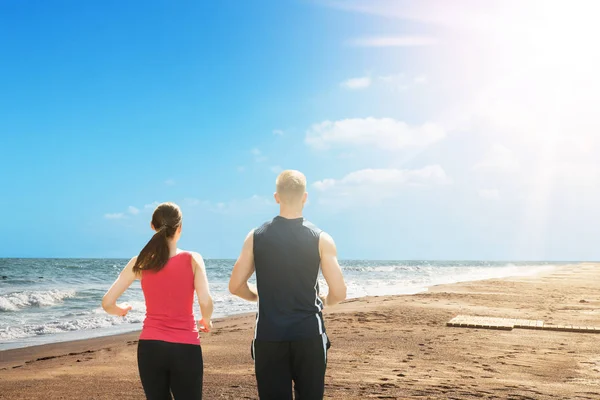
[
  {"xmin": 252, "ymin": 333, "xmax": 331, "ymax": 400},
  {"xmin": 137, "ymin": 340, "xmax": 203, "ymax": 400}
]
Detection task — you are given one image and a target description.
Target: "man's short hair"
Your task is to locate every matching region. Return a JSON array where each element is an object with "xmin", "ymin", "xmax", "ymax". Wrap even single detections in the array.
[{"xmin": 276, "ymin": 170, "xmax": 307, "ymax": 204}]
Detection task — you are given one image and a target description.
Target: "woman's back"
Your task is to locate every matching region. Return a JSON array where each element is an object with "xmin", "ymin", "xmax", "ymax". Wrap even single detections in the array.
[
  {"xmin": 102, "ymin": 202, "xmax": 212, "ymax": 399},
  {"xmin": 140, "ymin": 251, "xmax": 200, "ymax": 345}
]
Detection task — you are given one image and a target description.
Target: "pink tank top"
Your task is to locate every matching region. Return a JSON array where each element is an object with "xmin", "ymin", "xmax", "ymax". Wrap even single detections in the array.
[{"xmin": 139, "ymin": 252, "xmax": 200, "ymax": 345}]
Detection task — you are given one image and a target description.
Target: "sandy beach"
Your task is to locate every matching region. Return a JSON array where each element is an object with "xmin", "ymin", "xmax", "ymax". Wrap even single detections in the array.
[{"xmin": 2, "ymin": 263, "xmax": 600, "ymax": 399}]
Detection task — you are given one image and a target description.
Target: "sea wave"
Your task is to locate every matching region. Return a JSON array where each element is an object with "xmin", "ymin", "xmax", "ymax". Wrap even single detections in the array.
[
  {"xmin": 0, "ymin": 313, "xmax": 145, "ymax": 341},
  {"xmin": 341, "ymin": 264, "xmax": 419, "ymax": 272},
  {"xmin": 329, "ymin": 264, "xmax": 557, "ymax": 298},
  {"xmin": 0, "ymin": 289, "xmax": 77, "ymax": 312},
  {"xmin": 0, "ymin": 259, "xmax": 562, "ymax": 347}
]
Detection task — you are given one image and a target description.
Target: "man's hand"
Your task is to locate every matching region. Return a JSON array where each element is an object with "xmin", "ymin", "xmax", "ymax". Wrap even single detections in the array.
[{"xmin": 319, "ymin": 294, "xmax": 328, "ymax": 308}]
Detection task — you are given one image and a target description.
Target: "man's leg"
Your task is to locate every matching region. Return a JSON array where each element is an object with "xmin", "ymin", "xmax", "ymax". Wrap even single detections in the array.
[
  {"xmin": 291, "ymin": 333, "xmax": 329, "ymax": 400},
  {"xmin": 253, "ymin": 340, "xmax": 293, "ymax": 400}
]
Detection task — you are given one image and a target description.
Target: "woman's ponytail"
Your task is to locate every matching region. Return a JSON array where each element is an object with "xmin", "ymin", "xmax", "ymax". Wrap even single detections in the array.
[{"xmin": 132, "ymin": 203, "xmax": 182, "ymax": 273}]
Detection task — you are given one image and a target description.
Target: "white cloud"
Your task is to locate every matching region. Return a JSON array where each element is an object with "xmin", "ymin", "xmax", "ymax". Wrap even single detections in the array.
[
  {"xmin": 251, "ymin": 148, "xmax": 268, "ymax": 163},
  {"xmin": 325, "ymin": 0, "xmax": 529, "ymax": 33},
  {"xmin": 336, "ymin": 73, "xmax": 431, "ymax": 92},
  {"xmin": 554, "ymin": 162, "xmax": 600, "ymax": 187},
  {"xmin": 184, "ymin": 198, "xmax": 204, "ymax": 206},
  {"xmin": 329, "ymin": 0, "xmax": 600, "ymax": 46},
  {"xmin": 273, "ymin": 129, "xmax": 284, "ymax": 136},
  {"xmin": 313, "ymin": 165, "xmax": 452, "ymax": 206},
  {"xmin": 185, "ymin": 198, "xmax": 200, "ymax": 206},
  {"xmin": 377, "ymin": 73, "xmax": 428, "ymax": 90},
  {"xmin": 105, "ymin": 204, "xmax": 146, "ymax": 220},
  {"xmin": 474, "ymin": 144, "xmax": 520, "ymax": 173},
  {"xmin": 348, "ymin": 36, "xmax": 438, "ymax": 47},
  {"xmin": 180, "ymin": 195, "xmax": 275, "ymax": 215},
  {"xmin": 305, "ymin": 117, "xmax": 445, "ymax": 151},
  {"xmin": 478, "ymin": 188, "xmax": 500, "ymax": 200},
  {"xmin": 144, "ymin": 202, "xmax": 160, "ymax": 210},
  {"xmin": 271, "ymin": 165, "xmax": 283, "ymax": 174},
  {"xmin": 378, "ymin": 73, "xmax": 403, "ymax": 82},
  {"xmin": 378, "ymin": 73, "xmax": 409, "ymax": 91},
  {"xmin": 341, "ymin": 76, "xmax": 372, "ymax": 89},
  {"xmin": 209, "ymin": 195, "xmax": 274, "ymax": 215},
  {"xmin": 115, "ymin": 195, "xmax": 273, "ymax": 220},
  {"xmin": 104, "ymin": 213, "xmax": 125, "ymax": 220},
  {"xmin": 414, "ymin": 74, "xmax": 428, "ymax": 84},
  {"xmin": 164, "ymin": 179, "xmax": 176, "ymax": 186}
]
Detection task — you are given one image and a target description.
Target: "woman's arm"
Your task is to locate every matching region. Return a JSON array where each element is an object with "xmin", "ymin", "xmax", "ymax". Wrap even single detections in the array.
[
  {"xmin": 191, "ymin": 252, "xmax": 214, "ymax": 332},
  {"xmin": 102, "ymin": 257, "xmax": 137, "ymax": 316}
]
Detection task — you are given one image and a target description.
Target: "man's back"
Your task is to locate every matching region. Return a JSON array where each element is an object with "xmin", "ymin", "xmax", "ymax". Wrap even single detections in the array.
[
  {"xmin": 253, "ymin": 216, "xmax": 324, "ymax": 341},
  {"xmin": 228, "ymin": 169, "xmax": 347, "ymax": 400}
]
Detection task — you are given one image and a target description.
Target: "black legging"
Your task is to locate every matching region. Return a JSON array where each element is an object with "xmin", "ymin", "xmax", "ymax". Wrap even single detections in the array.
[{"xmin": 137, "ymin": 340, "xmax": 203, "ymax": 400}]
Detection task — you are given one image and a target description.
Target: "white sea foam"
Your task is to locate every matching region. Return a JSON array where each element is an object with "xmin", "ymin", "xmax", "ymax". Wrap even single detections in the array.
[
  {"xmin": 329, "ymin": 263, "xmax": 557, "ymax": 298},
  {"xmin": 0, "ymin": 259, "xmax": 562, "ymax": 348},
  {"xmin": 0, "ymin": 289, "xmax": 77, "ymax": 312},
  {"xmin": 0, "ymin": 313, "xmax": 145, "ymax": 341}
]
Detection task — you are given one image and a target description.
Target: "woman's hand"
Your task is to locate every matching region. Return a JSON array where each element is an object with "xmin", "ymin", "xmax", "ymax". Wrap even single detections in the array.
[
  {"xmin": 115, "ymin": 302, "xmax": 132, "ymax": 316},
  {"xmin": 197, "ymin": 318, "xmax": 213, "ymax": 333},
  {"xmin": 102, "ymin": 257, "xmax": 137, "ymax": 316},
  {"xmin": 102, "ymin": 302, "xmax": 132, "ymax": 317}
]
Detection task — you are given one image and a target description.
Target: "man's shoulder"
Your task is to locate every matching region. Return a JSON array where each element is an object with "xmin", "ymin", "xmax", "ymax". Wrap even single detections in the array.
[
  {"xmin": 302, "ymin": 219, "xmax": 323, "ymax": 236},
  {"xmin": 254, "ymin": 218, "xmax": 276, "ymax": 235}
]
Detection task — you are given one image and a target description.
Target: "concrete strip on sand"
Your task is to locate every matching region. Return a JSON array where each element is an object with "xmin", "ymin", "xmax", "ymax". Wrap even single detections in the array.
[{"xmin": 448, "ymin": 315, "xmax": 600, "ymax": 334}]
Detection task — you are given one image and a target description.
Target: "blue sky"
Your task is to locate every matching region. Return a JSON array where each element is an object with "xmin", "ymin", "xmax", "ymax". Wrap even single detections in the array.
[{"xmin": 2, "ymin": 0, "xmax": 600, "ymax": 260}]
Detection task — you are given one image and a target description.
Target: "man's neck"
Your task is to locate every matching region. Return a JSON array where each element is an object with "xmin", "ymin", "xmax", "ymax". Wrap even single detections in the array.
[{"xmin": 279, "ymin": 206, "xmax": 303, "ymax": 219}]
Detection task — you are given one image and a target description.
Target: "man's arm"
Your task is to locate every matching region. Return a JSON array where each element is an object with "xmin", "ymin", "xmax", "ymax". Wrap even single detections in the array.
[
  {"xmin": 229, "ymin": 230, "xmax": 258, "ymax": 302},
  {"xmin": 319, "ymin": 232, "xmax": 347, "ymax": 307},
  {"xmin": 191, "ymin": 252, "xmax": 214, "ymax": 331}
]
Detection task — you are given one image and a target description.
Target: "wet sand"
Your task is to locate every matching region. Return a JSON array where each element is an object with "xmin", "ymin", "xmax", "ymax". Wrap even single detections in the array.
[{"xmin": 2, "ymin": 263, "xmax": 600, "ymax": 399}]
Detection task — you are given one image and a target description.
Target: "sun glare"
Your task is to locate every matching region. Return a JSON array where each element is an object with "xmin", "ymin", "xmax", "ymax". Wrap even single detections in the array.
[{"xmin": 434, "ymin": 0, "xmax": 600, "ymax": 253}]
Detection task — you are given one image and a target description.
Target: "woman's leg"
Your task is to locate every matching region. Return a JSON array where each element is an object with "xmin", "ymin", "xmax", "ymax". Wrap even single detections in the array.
[
  {"xmin": 137, "ymin": 340, "xmax": 173, "ymax": 400},
  {"xmin": 169, "ymin": 343, "xmax": 203, "ymax": 400}
]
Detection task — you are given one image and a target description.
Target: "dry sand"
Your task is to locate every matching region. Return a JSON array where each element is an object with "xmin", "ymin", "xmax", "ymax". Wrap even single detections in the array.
[{"xmin": 2, "ymin": 263, "xmax": 600, "ymax": 399}]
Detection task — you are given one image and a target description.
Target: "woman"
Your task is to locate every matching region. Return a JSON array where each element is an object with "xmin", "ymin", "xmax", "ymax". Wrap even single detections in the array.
[{"xmin": 102, "ymin": 202, "xmax": 213, "ymax": 400}]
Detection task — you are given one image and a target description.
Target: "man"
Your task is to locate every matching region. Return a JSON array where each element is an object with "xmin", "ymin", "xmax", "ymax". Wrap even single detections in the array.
[{"xmin": 229, "ymin": 169, "xmax": 347, "ymax": 400}]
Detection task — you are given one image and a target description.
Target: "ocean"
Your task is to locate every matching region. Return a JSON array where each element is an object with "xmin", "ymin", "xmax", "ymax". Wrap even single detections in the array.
[{"xmin": 0, "ymin": 258, "xmax": 562, "ymax": 350}]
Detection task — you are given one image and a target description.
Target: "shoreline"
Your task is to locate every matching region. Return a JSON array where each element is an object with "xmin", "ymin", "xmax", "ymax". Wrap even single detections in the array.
[
  {"xmin": 3, "ymin": 263, "xmax": 600, "ymax": 399},
  {"xmin": 0, "ymin": 312, "xmax": 254, "ymax": 369},
  {"xmin": 0, "ymin": 262, "xmax": 559, "ymax": 352},
  {"xmin": 0, "ymin": 312, "xmax": 257, "ymax": 370}
]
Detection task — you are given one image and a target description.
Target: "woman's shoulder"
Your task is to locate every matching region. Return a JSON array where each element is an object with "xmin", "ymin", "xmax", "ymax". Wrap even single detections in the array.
[
  {"xmin": 175, "ymin": 249, "xmax": 199, "ymax": 258},
  {"xmin": 125, "ymin": 255, "xmax": 138, "ymax": 263},
  {"xmin": 124, "ymin": 256, "xmax": 140, "ymax": 279},
  {"xmin": 177, "ymin": 250, "xmax": 204, "ymax": 266}
]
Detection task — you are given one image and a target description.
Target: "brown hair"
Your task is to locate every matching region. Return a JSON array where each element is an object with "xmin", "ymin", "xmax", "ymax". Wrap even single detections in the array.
[
  {"xmin": 276, "ymin": 170, "xmax": 307, "ymax": 204},
  {"xmin": 132, "ymin": 202, "xmax": 182, "ymax": 274}
]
